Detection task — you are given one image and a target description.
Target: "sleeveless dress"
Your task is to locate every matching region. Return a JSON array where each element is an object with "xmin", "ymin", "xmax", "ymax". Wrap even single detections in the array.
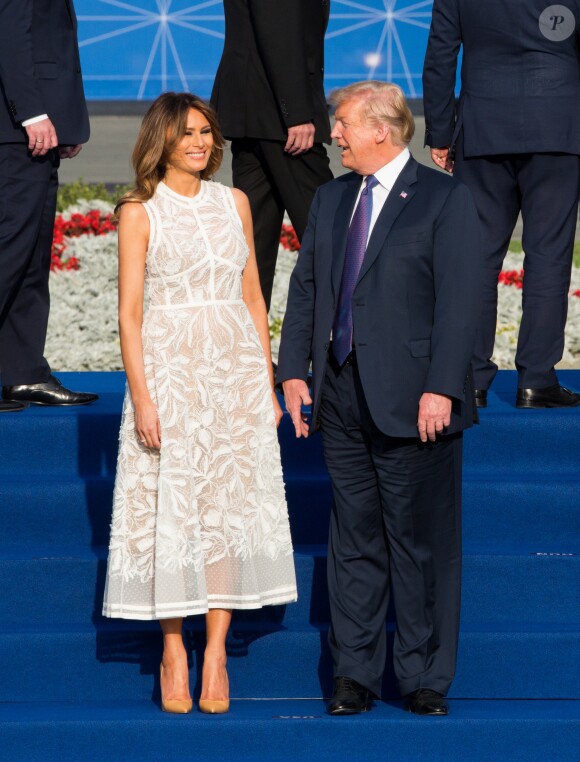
[{"xmin": 102, "ymin": 180, "xmax": 297, "ymax": 620}]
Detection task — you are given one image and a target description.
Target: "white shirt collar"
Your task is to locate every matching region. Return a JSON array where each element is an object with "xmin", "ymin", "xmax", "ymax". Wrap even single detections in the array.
[{"xmin": 370, "ymin": 147, "xmax": 411, "ymax": 191}]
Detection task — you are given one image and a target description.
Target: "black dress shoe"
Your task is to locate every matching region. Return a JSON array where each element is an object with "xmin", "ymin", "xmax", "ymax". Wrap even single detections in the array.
[
  {"xmin": 0, "ymin": 400, "xmax": 28, "ymax": 413},
  {"xmin": 2, "ymin": 375, "xmax": 99, "ymax": 406},
  {"xmin": 327, "ymin": 676, "xmax": 372, "ymax": 715},
  {"xmin": 516, "ymin": 384, "xmax": 580, "ymax": 409},
  {"xmin": 405, "ymin": 688, "xmax": 448, "ymax": 716},
  {"xmin": 474, "ymin": 389, "xmax": 487, "ymax": 408}
]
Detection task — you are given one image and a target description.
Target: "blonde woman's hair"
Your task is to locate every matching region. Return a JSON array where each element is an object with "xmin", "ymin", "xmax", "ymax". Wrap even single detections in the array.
[
  {"xmin": 329, "ymin": 81, "xmax": 415, "ymax": 147},
  {"xmin": 115, "ymin": 92, "xmax": 225, "ymax": 214}
]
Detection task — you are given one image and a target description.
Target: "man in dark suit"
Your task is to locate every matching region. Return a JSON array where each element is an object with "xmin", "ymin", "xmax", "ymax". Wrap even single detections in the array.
[
  {"xmin": 211, "ymin": 0, "xmax": 333, "ymax": 310},
  {"xmin": 0, "ymin": 0, "xmax": 98, "ymax": 411},
  {"xmin": 277, "ymin": 81, "xmax": 482, "ymax": 715},
  {"xmin": 423, "ymin": 0, "xmax": 580, "ymax": 409}
]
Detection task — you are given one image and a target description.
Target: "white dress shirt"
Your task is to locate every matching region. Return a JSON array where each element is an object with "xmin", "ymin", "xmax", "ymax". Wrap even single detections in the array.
[
  {"xmin": 350, "ymin": 148, "xmax": 411, "ymax": 245},
  {"xmin": 331, "ymin": 148, "xmax": 412, "ymax": 343}
]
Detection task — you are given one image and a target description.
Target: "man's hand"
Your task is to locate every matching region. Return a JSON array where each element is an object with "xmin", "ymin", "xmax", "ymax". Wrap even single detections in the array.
[
  {"xmin": 430, "ymin": 146, "xmax": 453, "ymax": 174},
  {"xmin": 25, "ymin": 118, "xmax": 58, "ymax": 157},
  {"xmin": 417, "ymin": 392, "xmax": 452, "ymax": 443},
  {"xmin": 282, "ymin": 378, "xmax": 312, "ymax": 438},
  {"xmin": 59, "ymin": 144, "xmax": 83, "ymax": 159},
  {"xmin": 284, "ymin": 122, "xmax": 315, "ymax": 155}
]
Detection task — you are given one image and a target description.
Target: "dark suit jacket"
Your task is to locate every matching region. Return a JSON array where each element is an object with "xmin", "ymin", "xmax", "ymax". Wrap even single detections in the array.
[
  {"xmin": 211, "ymin": 0, "xmax": 331, "ymax": 144},
  {"xmin": 423, "ymin": 0, "xmax": 580, "ymax": 156},
  {"xmin": 0, "ymin": 0, "xmax": 90, "ymax": 145},
  {"xmin": 277, "ymin": 157, "xmax": 482, "ymax": 439}
]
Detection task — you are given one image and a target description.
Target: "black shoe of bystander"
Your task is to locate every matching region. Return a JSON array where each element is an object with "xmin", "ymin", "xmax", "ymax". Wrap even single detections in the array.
[
  {"xmin": 474, "ymin": 389, "xmax": 487, "ymax": 408},
  {"xmin": 3, "ymin": 375, "xmax": 98, "ymax": 406},
  {"xmin": 516, "ymin": 384, "xmax": 580, "ymax": 409}
]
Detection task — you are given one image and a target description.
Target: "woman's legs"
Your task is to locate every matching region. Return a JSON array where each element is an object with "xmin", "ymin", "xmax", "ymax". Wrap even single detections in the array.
[
  {"xmin": 201, "ymin": 608, "xmax": 232, "ymax": 700},
  {"xmin": 160, "ymin": 617, "xmax": 191, "ymax": 701}
]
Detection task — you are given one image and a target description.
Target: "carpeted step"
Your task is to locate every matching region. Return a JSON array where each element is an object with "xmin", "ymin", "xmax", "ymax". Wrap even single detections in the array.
[
  {"xmin": 0, "ymin": 699, "xmax": 579, "ymax": 762},
  {"xmin": 0, "ymin": 546, "xmax": 578, "ymax": 626},
  {"xmin": 462, "ymin": 477, "xmax": 580, "ymax": 547},
  {"xmin": 2, "ymin": 370, "xmax": 578, "ymax": 750},
  {"xmin": 288, "ymin": 474, "xmax": 580, "ymax": 546},
  {"xmin": 475, "ymin": 369, "xmax": 580, "ymax": 411},
  {"xmin": 0, "ymin": 405, "xmax": 120, "ymax": 478},
  {"xmin": 0, "ymin": 624, "xmax": 579, "ymax": 701},
  {"xmin": 1, "ymin": 372, "xmax": 579, "ymax": 478},
  {"xmin": 0, "ymin": 477, "xmax": 114, "ymax": 547},
  {"xmin": 2, "ymin": 474, "xmax": 578, "ymax": 548}
]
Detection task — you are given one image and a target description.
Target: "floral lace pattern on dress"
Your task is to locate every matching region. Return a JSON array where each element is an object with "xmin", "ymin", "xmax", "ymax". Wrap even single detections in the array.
[{"xmin": 103, "ymin": 181, "xmax": 297, "ymax": 620}]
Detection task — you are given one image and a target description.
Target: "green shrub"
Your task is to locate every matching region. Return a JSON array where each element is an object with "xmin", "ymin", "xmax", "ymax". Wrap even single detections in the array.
[{"xmin": 57, "ymin": 179, "xmax": 132, "ymax": 212}]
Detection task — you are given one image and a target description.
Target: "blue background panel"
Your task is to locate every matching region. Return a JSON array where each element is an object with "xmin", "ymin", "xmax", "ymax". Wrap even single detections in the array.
[{"xmin": 76, "ymin": 0, "xmax": 434, "ymax": 101}]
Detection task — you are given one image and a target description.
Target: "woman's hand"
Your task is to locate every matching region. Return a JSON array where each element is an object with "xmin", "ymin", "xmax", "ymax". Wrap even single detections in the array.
[
  {"xmin": 134, "ymin": 399, "xmax": 162, "ymax": 449},
  {"xmin": 272, "ymin": 390, "xmax": 284, "ymax": 428}
]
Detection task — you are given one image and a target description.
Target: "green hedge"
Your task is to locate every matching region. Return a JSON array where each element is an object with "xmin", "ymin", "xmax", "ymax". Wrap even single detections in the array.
[{"xmin": 57, "ymin": 179, "xmax": 131, "ymax": 212}]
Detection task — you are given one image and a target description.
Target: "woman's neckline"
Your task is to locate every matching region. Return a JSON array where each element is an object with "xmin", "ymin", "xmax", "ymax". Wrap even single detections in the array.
[{"xmin": 159, "ymin": 179, "xmax": 206, "ymax": 202}]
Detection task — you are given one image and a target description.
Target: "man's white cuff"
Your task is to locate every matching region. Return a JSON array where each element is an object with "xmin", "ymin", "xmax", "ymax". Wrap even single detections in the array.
[{"xmin": 22, "ymin": 114, "xmax": 49, "ymax": 127}]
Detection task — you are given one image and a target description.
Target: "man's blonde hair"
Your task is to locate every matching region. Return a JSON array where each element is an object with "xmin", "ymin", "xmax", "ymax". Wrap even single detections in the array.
[{"xmin": 330, "ymin": 81, "xmax": 415, "ymax": 147}]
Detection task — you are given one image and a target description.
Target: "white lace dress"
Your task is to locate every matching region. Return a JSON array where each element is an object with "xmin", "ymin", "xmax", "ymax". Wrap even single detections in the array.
[{"xmin": 102, "ymin": 180, "xmax": 297, "ymax": 620}]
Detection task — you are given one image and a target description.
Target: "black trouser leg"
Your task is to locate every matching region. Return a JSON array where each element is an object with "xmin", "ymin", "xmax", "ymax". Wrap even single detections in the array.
[
  {"xmin": 231, "ymin": 138, "xmax": 332, "ymax": 310},
  {"xmin": 0, "ymin": 144, "xmax": 58, "ymax": 385},
  {"xmin": 375, "ymin": 431, "xmax": 462, "ymax": 697},
  {"xmin": 320, "ymin": 359, "xmax": 462, "ymax": 698},
  {"xmin": 515, "ymin": 153, "xmax": 580, "ymax": 388},
  {"xmin": 454, "ymin": 139, "xmax": 520, "ymax": 390},
  {"xmin": 320, "ymin": 360, "xmax": 390, "ymax": 697},
  {"xmin": 231, "ymin": 138, "xmax": 285, "ymax": 311}
]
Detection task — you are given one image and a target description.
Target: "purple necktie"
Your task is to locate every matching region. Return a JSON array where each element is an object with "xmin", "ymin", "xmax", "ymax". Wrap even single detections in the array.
[{"xmin": 332, "ymin": 175, "xmax": 379, "ymax": 366}]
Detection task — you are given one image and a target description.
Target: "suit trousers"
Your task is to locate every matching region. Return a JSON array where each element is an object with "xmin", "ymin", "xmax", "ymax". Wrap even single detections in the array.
[
  {"xmin": 231, "ymin": 138, "xmax": 332, "ymax": 310},
  {"xmin": 454, "ymin": 135, "xmax": 580, "ymax": 389},
  {"xmin": 319, "ymin": 356, "xmax": 462, "ymax": 698},
  {"xmin": 0, "ymin": 143, "xmax": 58, "ymax": 386}
]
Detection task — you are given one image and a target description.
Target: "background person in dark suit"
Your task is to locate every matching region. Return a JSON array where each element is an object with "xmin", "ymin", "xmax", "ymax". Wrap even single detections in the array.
[
  {"xmin": 277, "ymin": 81, "xmax": 482, "ymax": 716},
  {"xmin": 0, "ymin": 0, "xmax": 98, "ymax": 411},
  {"xmin": 211, "ymin": 0, "xmax": 333, "ymax": 310},
  {"xmin": 423, "ymin": 0, "xmax": 580, "ymax": 409}
]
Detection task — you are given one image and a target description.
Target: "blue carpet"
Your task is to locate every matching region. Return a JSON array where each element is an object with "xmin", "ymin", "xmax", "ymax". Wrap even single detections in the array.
[
  {"xmin": 0, "ymin": 370, "xmax": 579, "ymax": 759},
  {"xmin": 0, "ymin": 700, "xmax": 579, "ymax": 762},
  {"xmin": 0, "ymin": 546, "xmax": 578, "ymax": 626},
  {"xmin": 1, "ymin": 623, "xmax": 579, "ymax": 700}
]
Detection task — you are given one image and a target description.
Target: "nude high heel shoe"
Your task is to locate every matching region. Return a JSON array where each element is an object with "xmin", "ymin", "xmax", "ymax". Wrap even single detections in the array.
[
  {"xmin": 199, "ymin": 662, "xmax": 230, "ymax": 714},
  {"xmin": 160, "ymin": 664, "xmax": 193, "ymax": 714},
  {"xmin": 199, "ymin": 698, "xmax": 230, "ymax": 714}
]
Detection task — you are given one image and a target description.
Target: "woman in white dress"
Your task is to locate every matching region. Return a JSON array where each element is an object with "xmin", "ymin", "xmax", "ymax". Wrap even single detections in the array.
[{"xmin": 102, "ymin": 93, "xmax": 297, "ymax": 714}]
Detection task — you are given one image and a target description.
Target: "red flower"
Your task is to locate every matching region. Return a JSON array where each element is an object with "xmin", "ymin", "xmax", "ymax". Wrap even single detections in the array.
[
  {"xmin": 498, "ymin": 269, "xmax": 524, "ymax": 288},
  {"xmin": 50, "ymin": 210, "xmax": 117, "ymax": 271},
  {"xmin": 279, "ymin": 224, "xmax": 300, "ymax": 252},
  {"xmin": 52, "ymin": 213, "xmax": 298, "ymax": 271}
]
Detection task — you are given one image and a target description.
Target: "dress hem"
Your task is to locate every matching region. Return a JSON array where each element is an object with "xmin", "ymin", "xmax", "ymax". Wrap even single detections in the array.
[{"xmin": 102, "ymin": 588, "xmax": 298, "ymax": 621}]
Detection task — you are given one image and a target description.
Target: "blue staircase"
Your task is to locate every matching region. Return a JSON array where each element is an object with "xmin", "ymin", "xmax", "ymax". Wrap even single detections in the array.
[{"xmin": 1, "ymin": 371, "xmax": 579, "ymax": 761}]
